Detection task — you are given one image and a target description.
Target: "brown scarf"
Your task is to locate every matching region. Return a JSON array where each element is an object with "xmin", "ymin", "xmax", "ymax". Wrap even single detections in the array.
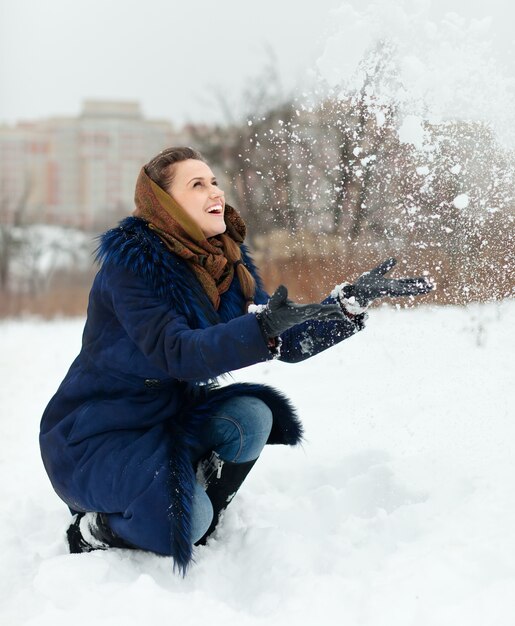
[{"xmin": 132, "ymin": 167, "xmax": 247, "ymax": 310}]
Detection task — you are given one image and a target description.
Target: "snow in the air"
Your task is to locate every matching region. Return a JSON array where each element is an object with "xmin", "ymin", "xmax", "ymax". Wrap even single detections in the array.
[
  {"xmin": 317, "ymin": 1, "xmax": 515, "ymax": 149},
  {"xmin": 1, "ymin": 300, "xmax": 514, "ymax": 625},
  {"xmin": 453, "ymin": 194, "xmax": 470, "ymax": 210},
  {"xmin": 398, "ymin": 115, "xmax": 427, "ymax": 149}
]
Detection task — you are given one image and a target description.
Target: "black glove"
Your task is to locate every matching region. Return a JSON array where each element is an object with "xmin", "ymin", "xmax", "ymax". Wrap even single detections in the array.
[
  {"xmin": 341, "ymin": 258, "xmax": 434, "ymax": 308},
  {"xmin": 256, "ymin": 285, "xmax": 346, "ymax": 339}
]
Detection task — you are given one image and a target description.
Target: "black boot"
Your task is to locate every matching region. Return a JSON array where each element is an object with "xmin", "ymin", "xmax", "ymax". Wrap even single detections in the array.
[
  {"xmin": 67, "ymin": 512, "xmax": 134, "ymax": 553},
  {"xmin": 194, "ymin": 451, "xmax": 258, "ymax": 546}
]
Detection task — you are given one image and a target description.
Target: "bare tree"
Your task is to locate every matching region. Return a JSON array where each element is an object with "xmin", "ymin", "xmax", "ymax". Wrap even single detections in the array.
[{"xmin": 0, "ymin": 172, "xmax": 31, "ymax": 291}]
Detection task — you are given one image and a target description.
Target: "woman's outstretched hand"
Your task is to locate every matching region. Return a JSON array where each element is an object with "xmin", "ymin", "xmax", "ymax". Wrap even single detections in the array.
[
  {"xmin": 256, "ymin": 285, "xmax": 345, "ymax": 339},
  {"xmin": 341, "ymin": 258, "xmax": 434, "ymax": 308}
]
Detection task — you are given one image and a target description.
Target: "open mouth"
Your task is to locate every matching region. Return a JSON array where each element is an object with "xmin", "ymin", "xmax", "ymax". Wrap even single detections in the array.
[{"xmin": 207, "ymin": 205, "xmax": 223, "ymax": 215}]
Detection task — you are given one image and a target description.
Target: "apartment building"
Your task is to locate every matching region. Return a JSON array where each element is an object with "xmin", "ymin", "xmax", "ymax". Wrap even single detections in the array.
[{"xmin": 0, "ymin": 100, "xmax": 182, "ymax": 229}]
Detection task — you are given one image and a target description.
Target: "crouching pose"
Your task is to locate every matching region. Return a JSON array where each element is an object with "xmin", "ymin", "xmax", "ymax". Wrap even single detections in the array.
[{"xmin": 39, "ymin": 147, "xmax": 433, "ymax": 574}]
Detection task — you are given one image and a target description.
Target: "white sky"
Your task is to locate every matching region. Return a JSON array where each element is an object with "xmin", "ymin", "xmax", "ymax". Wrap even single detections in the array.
[{"xmin": 0, "ymin": 0, "xmax": 513, "ymax": 128}]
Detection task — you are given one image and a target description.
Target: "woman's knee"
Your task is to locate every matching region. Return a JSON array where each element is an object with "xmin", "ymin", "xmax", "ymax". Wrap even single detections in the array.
[
  {"xmin": 215, "ymin": 395, "xmax": 273, "ymax": 463},
  {"xmin": 239, "ymin": 396, "xmax": 274, "ymax": 435}
]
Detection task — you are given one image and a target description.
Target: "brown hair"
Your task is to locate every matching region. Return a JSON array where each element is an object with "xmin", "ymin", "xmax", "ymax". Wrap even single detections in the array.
[
  {"xmin": 145, "ymin": 146, "xmax": 207, "ymax": 191},
  {"xmin": 145, "ymin": 147, "xmax": 256, "ymax": 306}
]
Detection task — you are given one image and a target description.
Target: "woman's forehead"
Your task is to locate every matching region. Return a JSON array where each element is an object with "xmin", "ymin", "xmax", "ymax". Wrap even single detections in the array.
[{"xmin": 174, "ymin": 159, "xmax": 214, "ymax": 181}]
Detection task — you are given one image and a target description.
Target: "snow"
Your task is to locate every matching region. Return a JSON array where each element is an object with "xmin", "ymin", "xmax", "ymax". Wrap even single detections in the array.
[
  {"xmin": 7, "ymin": 225, "xmax": 93, "ymax": 293},
  {"xmin": 453, "ymin": 193, "xmax": 470, "ymax": 209},
  {"xmin": 316, "ymin": 0, "xmax": 515, "ymax": 149},
  {"xmin": 1, "ymin": 300, "xmax": 514, "ymax": 625},
  {"xmin": 398, "ymin": 115, "xmax": 427, "ymax": 149}
]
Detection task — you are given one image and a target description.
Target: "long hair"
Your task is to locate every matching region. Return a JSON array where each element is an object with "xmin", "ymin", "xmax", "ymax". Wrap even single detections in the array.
[{"xmin": 144, "ymin": 147, "xmax": 256, "ymax": 306}]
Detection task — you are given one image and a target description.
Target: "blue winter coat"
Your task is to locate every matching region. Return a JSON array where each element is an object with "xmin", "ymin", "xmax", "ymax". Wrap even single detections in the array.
[{"xmin": 39, "ymin": 216, "xmax": 365, "ymax": 573}]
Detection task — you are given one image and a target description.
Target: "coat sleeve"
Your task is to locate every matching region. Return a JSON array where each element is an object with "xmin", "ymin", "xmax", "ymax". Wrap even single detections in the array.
[
  {"xmin": 277, "ymin": 293, "xmax": 367, "ymax": 364},
  {"xmin": 102, "ymin": 263, "xmax": 273, "ymax": 381}
]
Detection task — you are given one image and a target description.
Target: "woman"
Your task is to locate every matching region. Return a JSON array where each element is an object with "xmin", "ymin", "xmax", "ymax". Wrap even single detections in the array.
[{"xmin": 39, "ymin": 147, "xmax": 433, "ymax": 575}]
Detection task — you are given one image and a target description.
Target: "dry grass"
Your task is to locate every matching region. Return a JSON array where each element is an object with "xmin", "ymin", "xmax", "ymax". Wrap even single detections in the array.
[
  {"xmin": 0, "ymin": 287, "xmax": 90, "ymax": 319},
  {"xmin": 1, "ymin": 235, "xmax": 513, "ymax": 320}
]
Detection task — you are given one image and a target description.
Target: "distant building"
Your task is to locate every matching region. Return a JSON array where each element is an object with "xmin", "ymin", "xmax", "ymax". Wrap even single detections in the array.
[{"xmin": 0, "ymin": 100, "xmax": 188, "ymax": 229}]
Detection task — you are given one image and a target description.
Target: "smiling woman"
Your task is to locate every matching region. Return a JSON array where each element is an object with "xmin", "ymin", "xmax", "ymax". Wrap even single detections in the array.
[
  {"xmin": 38, "ymin": 146, "xmax": 433, "ymax": 575},
  {"xmin": 148, "ymin": 151, "xmax": 227, "ymax": 238},
  {"xmin": 138, "ymin": 147, "xmax": 258, "ymax": 310}
]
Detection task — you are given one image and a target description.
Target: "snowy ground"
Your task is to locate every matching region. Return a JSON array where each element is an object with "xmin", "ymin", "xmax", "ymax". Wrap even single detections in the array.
[{"xmin": 1, "ymin": 300, "xmax": 514, "ymax": 625}]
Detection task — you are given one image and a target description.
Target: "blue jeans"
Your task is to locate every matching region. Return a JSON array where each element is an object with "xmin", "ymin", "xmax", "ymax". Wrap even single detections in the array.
[{"xmin": 189, "ymin": 395, "xmax": 273, "ymax": 543}]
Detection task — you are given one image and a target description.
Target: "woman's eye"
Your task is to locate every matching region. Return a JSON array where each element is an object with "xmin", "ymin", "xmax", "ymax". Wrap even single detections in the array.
[{"xmin": 193, "ymin": 181, "xmax": 218, "ymax": 187}]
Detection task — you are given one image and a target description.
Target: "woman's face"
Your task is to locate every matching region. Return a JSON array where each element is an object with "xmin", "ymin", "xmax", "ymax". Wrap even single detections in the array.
[{"xmin": 166, "ymin": 159, "xmax": 226, "ymax": 239}]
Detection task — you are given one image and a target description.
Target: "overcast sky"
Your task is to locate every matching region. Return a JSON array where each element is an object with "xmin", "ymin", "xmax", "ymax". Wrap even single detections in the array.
[{"xmin": 0, "ymin": 0, "xmax": 513, "ymax": 128}]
